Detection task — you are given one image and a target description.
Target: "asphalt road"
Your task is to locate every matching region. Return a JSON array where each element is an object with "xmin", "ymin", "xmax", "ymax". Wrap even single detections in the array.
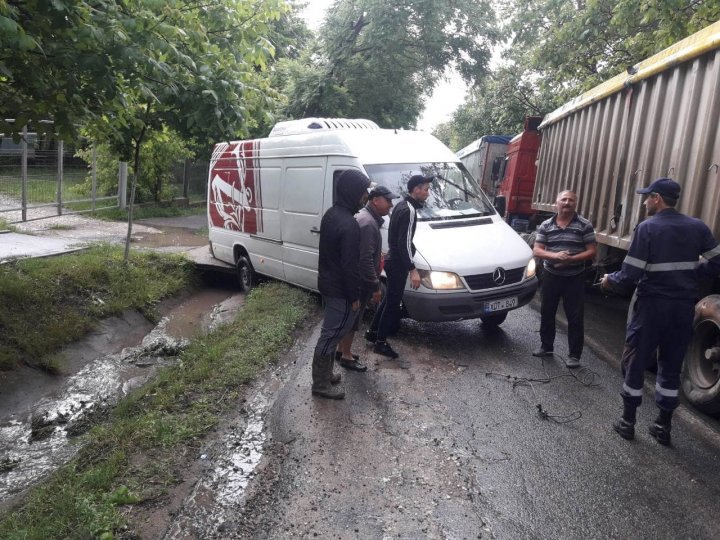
[{"xmin": 218, "ymin": 301, "xmax": 720, "ymax": 539}]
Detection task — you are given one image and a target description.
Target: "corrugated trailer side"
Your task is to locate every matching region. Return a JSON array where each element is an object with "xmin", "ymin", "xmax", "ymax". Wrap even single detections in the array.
[
  {"xmin": 533, "ymin": 20, "xmax": 720, "ymax": 253},
  {"xmin": 532, "ymin": 20, "xmax": 720, "ymax": 414}
]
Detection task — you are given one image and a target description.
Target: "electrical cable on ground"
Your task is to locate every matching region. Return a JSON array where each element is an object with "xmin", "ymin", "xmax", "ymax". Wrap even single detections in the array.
[{"xmin": 485, "ymin": 358, "xmax": 601, "ymax": 424}]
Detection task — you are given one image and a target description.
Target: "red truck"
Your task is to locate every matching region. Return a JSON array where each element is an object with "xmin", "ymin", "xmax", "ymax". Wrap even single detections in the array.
[{"xmin": 494, "ymin": 116, "xmax": 542, "ymax": 231}]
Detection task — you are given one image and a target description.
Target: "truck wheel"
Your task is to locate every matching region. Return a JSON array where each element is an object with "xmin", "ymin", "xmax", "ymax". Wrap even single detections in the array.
[
  {"xmin": 682, "ymin": 295, "xmax": 720, "ymax": 414},
  {"xmin": 236, "ymin": 256, "xmax": 256, "ymax": 293},
  {"xmin": 480, "ymin": 312, "xmax": 508, "ymax": 327}
]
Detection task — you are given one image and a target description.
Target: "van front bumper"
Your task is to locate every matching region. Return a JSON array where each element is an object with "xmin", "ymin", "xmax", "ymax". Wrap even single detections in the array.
[{"xmin": 402, "ymin": 277, "xmax": 538, "ymax": 322}]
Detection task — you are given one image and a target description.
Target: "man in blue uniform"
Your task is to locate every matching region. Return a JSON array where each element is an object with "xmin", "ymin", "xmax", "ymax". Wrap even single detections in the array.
[{"xmin": 601, "ymin": 178, "xmax": 720, "ymax": 445}]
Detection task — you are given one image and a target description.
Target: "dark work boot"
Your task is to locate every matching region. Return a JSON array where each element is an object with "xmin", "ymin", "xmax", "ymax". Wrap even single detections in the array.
[
  {"xmin": 312, "ymin": 353, "xmax": 345, "ymax": 400},
  {"xmin": 613, "ymin": 402, "xmax": 636, "ymax": 440},
  {"xmin": 649, "ymin": 408, "xmax": 672, "ymax": 446}
]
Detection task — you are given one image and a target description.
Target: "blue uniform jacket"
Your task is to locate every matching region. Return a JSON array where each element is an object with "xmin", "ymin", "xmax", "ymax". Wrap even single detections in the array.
[{"xmin": 607, "ymin": 208, "xmax": 720, "ymax": 299}]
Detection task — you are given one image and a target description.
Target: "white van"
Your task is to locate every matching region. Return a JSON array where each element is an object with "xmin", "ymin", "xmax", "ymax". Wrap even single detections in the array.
[{"xmin": 207, "ymin": 118, "xmax": 537, "ymax": 326}]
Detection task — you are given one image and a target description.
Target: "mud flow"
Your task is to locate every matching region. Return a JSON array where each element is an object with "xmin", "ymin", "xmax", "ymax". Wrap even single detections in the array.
[{"xmin": 0, "ymin": 280, "xmax": 244, "ymax": 506}]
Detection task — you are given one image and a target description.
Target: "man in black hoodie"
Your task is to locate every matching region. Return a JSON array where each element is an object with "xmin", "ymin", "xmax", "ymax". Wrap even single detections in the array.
[{"xmin": 312, "ymin": 169, "xmax": 371, "ymax": 399}]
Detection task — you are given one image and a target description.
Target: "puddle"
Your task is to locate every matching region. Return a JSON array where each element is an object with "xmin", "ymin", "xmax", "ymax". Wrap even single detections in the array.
[
  {"xmin": 0, "ymin": 286, "xmax": 244, "ymax": 506},
  {"xmin": 163, "ymin": 392, "xmax": 270, "ymax": 539}
]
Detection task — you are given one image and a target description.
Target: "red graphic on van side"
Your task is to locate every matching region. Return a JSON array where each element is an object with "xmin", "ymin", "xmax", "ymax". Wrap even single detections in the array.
[{"xmin": 208, "ymin": 140, "xmax": 263, "ymax": 233}]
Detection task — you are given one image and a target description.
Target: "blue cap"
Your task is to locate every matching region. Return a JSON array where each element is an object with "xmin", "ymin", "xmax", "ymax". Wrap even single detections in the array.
[{"xmin": 636, "ymin": 177, "xmax": 680, "ymax": 200}]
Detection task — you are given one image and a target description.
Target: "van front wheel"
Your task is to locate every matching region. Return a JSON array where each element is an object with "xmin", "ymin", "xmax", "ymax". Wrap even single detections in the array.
[
  {"xmin": 480, "ymin": 312, "xmax": 507, "ymax": 327},
  {"xmin": 236, "ymin": 256, "xmax": 256, "ymax": 293}
]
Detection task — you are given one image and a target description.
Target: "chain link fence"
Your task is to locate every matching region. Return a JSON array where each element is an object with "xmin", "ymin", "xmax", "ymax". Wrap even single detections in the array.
[
  {"xmin": 169, "ymin": 160, "xmax": 209, "ymax": 205},
  {"xmin": 0, "ymin": 129, "xmax": 120, "ymax": 224}
]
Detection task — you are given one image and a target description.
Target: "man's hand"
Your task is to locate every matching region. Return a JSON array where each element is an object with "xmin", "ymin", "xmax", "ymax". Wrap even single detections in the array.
[
  {"xmin": 372, "ymin": 289, "xmax": 382, "ymax": 305},
  {"xmin": 599, "ymin": 274, "xmax": 610, "ymax": 291},
  {"xmin": 351, "ymin": 300, "xmax": 361, "ymax": 311},
  {"xmin": 554, "ymin": 250, "xmax": 571, "ymax": 262},
  {"xmin": 409, "ymin": 268, "xmax": 421, "ymax": 290}
]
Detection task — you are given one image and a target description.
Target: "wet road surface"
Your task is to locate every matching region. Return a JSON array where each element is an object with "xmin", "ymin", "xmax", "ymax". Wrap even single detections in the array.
[{"xmin": 169, "ymin": 302, "xmax": 720, "ymax": 539}]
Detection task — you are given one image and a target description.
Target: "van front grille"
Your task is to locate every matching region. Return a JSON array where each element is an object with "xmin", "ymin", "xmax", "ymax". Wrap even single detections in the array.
[{"xmin": 464, "ymin": 267, "xmax": 525, "ymax": 290}]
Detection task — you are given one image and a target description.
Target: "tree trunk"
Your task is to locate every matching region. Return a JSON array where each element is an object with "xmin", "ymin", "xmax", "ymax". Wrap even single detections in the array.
[{"xmin": 123, "ymin": 126, "xmax": 147, "ymax": 262}]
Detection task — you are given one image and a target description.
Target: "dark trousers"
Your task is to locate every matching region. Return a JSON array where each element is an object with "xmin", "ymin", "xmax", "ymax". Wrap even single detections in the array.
[
  {"xmin": 314, "ymin": 297, "xmax": 355, "ymax": 357},
  {"xmin": 620, "ymin": 296, "xmax": 695, "ymax": 410},
  {"xmin": 539, "ymin": 271, "xmax": 585, "ymax": 358},
  {"xmin": 370, "ymin": 259, "xmax": 406, "ymax": 341}
]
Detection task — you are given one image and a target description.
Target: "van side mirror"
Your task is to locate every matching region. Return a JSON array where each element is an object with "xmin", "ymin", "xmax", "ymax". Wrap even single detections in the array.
[{"xmin": 494, "ymin": 196, "xmax": 506, "ymax": 218}]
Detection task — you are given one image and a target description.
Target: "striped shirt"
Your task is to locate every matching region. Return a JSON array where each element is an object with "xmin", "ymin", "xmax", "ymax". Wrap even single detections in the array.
[{"xmin": 535, "ymin": 213, "xmax": 597, "ymax": 276}]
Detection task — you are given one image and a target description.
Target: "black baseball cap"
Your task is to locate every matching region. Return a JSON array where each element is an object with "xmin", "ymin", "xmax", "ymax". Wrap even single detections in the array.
[
  {"xmin": 407, "ymin": 174, "xmax": 434, "ymax": 192},
  {"xmin": 636, "ymin": 177, "xmax": 681, "ymax": 200},
  {"xmin": 368, "ymin": 185, "xmax": 400, "ymax": 200}
]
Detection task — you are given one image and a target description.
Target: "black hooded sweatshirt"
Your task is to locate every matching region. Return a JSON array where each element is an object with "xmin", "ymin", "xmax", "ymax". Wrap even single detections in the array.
[{"xmin": 317, "ymin": 170, "xmax": 371, "ymax": 301}]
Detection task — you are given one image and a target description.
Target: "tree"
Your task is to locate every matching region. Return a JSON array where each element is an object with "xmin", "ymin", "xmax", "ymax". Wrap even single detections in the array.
[{"xmin": 276, "ymin": 0, "xmax": 500, "ymax": 128}]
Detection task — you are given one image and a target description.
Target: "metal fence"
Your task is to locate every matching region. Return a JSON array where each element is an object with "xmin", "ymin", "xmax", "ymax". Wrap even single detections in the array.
[
  {"xmin": 169, "ymin": 160, "xmax": 209, "ymax": 204},
  {"xmin": 0, "ymin": 128, "xmax": 120, "ymax": 224}
]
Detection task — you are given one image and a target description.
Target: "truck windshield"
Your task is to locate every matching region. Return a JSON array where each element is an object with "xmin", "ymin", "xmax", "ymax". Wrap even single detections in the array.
[{"xmin": 364, "ymin": 162, "xmax": 496, "ymax": 221}]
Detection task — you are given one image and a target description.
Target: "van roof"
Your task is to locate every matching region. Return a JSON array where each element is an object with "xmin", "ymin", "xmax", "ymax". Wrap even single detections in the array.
[{"xmin": 220, "ymin": 129, "xmax": 459, "ymax": 165}]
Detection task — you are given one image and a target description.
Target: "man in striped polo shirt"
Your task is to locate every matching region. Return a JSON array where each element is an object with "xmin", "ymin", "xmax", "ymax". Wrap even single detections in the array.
[
  {"xmin": 602, "ymin": 178, "xmax": 720, "ymax": 445},
  {"xmin": 532, "ymin": 190, "xmax": 597, "ymax": 368}
]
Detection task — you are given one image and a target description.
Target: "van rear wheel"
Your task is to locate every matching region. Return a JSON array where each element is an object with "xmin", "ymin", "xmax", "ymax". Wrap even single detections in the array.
[
  {"xmin": 236, "ymin": 256, "xmax": 256, "ymax": 293},
  {"xmin": 480, "ymin": 312, "xmax": 507, "ymax": 326}
]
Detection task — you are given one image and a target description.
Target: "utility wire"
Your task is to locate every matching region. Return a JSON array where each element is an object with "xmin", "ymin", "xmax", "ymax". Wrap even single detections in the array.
[{"xmin": 486, "ymin": 358, "xmax": 601, "ymax": 424}]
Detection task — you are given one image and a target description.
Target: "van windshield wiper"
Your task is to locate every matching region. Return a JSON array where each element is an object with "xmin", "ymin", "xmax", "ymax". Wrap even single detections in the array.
[{"xmin": 435, "ymin": 174, "xmax": 478, "ymax": 200}]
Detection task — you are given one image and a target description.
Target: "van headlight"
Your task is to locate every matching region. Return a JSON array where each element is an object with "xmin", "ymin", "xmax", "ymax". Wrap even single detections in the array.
[
  {"xmin": 525, "ymin": 258, "xmax": 536, "ymax": 279},
  {"xmin": 418, "ymin": 270, "xmax": 465, "ymax": 290}
]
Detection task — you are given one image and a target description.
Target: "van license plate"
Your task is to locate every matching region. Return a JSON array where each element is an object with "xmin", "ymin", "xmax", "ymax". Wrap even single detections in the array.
[{"xmin": 484, "ymin": 297, "xmax": 517, "ymax": 313}]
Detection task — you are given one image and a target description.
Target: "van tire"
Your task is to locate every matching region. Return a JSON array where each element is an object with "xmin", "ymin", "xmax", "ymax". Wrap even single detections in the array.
[
  {"xmin": 236, "ymin": 256, "xmax": 256, "ymax": 293},
  {"xmin": 681, "ymin": 295, "xmax": 720, "ymax": 414},
  {"xmin": 480, "ymin": 312, "xmax": 507, "ymax": 326}
]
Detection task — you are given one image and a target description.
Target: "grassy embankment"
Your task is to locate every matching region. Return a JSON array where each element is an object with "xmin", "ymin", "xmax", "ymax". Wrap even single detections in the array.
[
  {"xmin": 0, "ymin": 245, "xmax": 194, "ymax": 372},
  {"xmin": 0, "ymin": 247, "xmax": 314, "ymax": 539}
]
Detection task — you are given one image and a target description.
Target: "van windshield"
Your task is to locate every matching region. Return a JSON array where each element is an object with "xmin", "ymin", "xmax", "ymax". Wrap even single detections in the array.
[{"xmin": 364, "ymin": 162, "xmax": 496, "ymax": 221}]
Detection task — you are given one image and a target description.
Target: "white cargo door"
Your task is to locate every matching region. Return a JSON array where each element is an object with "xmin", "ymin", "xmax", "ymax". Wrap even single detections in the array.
[{"xmin": 281, "ymin": 159, "xmax": 327, "ymax": 290}]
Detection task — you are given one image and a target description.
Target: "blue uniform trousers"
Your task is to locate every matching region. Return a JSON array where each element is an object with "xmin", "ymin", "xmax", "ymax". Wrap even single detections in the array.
[{"xmin": 620, "ymin": 296, "xmax": 695, "ymax": 410}]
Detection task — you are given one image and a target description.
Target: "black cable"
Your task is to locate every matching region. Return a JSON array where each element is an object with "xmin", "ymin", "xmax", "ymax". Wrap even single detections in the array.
[{"xmin": 486, "ymin": 358, "xmax": 601, "ymax": 424}]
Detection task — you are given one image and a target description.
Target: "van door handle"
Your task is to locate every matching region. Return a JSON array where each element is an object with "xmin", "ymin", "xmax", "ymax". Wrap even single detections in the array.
[{"xmin": 310, "ymin": 227, "xmax": 320, "ymax": 235}]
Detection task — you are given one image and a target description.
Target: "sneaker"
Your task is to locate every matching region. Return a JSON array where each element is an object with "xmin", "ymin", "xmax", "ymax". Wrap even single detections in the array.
[
  {"xmin": 532, "ymin": 347, "xmax": 554, "ymax": 358},
  {"xmin": 613, "ymin": 418, "xmax": 635, "ymax": 440},
  {"xmin": 564, "ymin": 355, "xmax": 580, "ymax": 369},
  {"xmin": 373, "ymin": 341, "xmax": 399, "ymax": 359},
  {"xmin": 648, "ymin": 422, "xmax": 671, "ymax": 446},
  {"xmin": 364, "ymin": 329, "xmax": 377, "ymax": 343}
]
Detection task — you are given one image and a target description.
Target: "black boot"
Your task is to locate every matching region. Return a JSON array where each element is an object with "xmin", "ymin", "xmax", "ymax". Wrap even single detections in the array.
[
  {"xmin": 312, "ymin": 352, "xmax": 345, "ymax": 399},
  {"xmin": 613, "ymin": 402, "xmax": 636, "ymax": 440},
  {"xmin": 649, "ymin": 408, "xmax": 672, "ymax": 446}
]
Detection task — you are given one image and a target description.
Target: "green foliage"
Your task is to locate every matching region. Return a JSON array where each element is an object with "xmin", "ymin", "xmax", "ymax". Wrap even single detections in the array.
[
  {"xmin": 73, "ymin": 129, "xmax": 192, "ymax": 204},
  {"xmin": 0, "ymin": 283, "xmax": 313, "ymax": 538},
  {"xmin": 0, "ymin": 245, "xmax": 194, "ymax": 371},
  {"xmin": 439, "ymin": 0, "xmax": 720, "ymax": 150},
  {"xmin": 276, "ymin": 0, "xmax": 499, "ymax": 128}
]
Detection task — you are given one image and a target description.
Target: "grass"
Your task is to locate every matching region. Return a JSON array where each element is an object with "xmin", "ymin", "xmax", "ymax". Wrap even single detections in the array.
[
  {"xmin": 0, "ymin": 167, "xmax": 88, "ymax": 204},
  {"xmin": 0, "ymin": 282, "xmax": 313, "ymax": 539},
  {"xmin": 64, "ymin": 203, "xmax": 206, "ymax": 221},
  {"xmin": 0, "ymin": 245, "xmax": 195, "ymax": 371}
]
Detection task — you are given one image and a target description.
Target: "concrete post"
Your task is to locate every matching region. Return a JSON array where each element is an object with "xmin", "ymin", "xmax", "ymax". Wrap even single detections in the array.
[
  {"xmin": 21, "ymin": 126, "xmax": 27, "ymax": 222},
  {"xmin": 57, "ymin": 139, "xmax": 64, "ymax": 216}
]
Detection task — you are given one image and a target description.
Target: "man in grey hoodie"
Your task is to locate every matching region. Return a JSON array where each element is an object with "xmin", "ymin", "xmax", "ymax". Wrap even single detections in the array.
[{"xmin": 336, "ymin": 185, "xmax": 399, "ymax": 371}]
